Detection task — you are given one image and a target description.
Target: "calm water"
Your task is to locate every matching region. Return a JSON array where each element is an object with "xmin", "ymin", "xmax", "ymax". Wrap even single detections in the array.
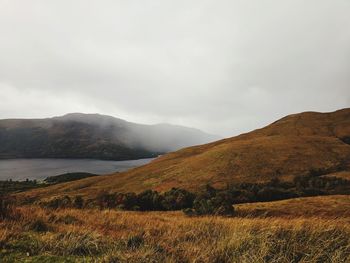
[{"xmin": 0, "ymin": 158, "xmax": 155, "ymax": 181}]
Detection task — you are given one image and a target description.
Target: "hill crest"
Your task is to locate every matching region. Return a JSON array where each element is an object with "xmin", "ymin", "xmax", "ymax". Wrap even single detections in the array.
[{"xmin": 16, "ymin": 108, "xmax": 350, "ymax": 200}]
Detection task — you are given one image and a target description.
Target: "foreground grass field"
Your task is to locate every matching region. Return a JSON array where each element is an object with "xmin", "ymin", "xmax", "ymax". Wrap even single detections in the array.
[{"xmin": 1, "ymin": 195, "xmax": 349, "ymax": 262}]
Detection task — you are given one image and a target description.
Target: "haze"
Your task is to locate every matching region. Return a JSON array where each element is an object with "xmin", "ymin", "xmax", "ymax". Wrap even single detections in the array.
[{"xmin": 0, "ymin": 0, "xmax": 349, "ymax": 137}]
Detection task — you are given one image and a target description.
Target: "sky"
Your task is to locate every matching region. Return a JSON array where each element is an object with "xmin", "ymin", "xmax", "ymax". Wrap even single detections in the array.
[{"xmin": 0, "ymin": 1, "xmax": 349, "ymax": 137}]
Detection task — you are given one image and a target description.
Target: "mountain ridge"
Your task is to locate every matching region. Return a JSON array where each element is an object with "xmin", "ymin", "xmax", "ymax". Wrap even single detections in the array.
[{"xmin": 0, "ymin": 113, "xmax": 219, "ymax": 160}]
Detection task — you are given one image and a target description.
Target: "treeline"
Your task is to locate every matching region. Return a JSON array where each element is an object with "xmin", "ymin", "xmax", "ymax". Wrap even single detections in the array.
[
  {"xmin": 0, "ymin": 173, "xmax": 99, "ymax": 195},
  {"xmin": 0, "ymin": 179, "xmax": 42, "ymax": 195},
  {"xmin": 225, "ymin": 172, "xmax": 350, "ymax": 204},
  {"xmin": 39, "ymin": 171, "xmax": 349, "ymax": 216},
  {"xmin": 44, "ymin": 172, "xmax": 99, "ymax": 184},
  {"xmin": 0, "ymin": 194, "xmax": 17, "ymax": 220},
  {"xmin": 40, "ymin": 187, "xmax": 234, "ymax": 216}
]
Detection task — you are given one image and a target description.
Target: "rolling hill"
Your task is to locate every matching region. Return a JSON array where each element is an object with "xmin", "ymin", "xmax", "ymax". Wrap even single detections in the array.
[
  {"xmin": 0, "ymin": 113, "xmax": 218, "ymax": 160},
  {"xmin": 18, "ymin": 108, "xmax": 350, "ymax": 200}
]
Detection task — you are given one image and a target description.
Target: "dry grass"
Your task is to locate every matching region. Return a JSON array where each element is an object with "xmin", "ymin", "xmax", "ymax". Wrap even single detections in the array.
[
  {"xmin": 236, "ymin": 195, "xmax": 350, "ymax": 218},
  {"xmin": 1, "ymin": 195, "xmax": 350, "ymax": 262}
]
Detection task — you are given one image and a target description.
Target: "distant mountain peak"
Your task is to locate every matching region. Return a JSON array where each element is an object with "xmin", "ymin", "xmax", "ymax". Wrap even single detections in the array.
[
  {"xmin": 28, "ymin": 108, "xmax": 350, "ymax": 195},
  {"xmin": 55, "ymin": 112, "xmax": 127, "ymax": 124},
  {"xmin": 0, "ymin": 113, "xmax": 219, "ymax": 160}
]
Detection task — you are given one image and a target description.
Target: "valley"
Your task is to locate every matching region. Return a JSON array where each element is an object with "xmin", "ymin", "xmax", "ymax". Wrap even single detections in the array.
[
  {"xmin": 17, "ymin": 108, "xmax": 350, "ymax": 201},
  {"xmin": 2, "ymin": 1, "xmax": 349, "ymax": 261},
  {"xmin": 1, "ymin": 108, "xmax": 350, "ymax": 262}
]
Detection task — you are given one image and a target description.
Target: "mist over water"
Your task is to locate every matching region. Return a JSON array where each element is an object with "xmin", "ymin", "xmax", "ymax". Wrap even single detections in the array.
[{"xmin": 0, "ymin": 158, "xmax": 155, "ymax": 181}]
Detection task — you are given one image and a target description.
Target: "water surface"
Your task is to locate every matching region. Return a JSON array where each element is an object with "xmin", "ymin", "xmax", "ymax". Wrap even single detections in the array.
[{"xmin": 0, "ymin": 158, "xmax": 155, "ymax": 181}]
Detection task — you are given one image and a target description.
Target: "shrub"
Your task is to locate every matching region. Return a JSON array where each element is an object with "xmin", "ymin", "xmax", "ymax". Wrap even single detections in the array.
[
  {"xmin": 187, "ymin": 186, "xmax": 235, "ymax": 216},
  {"xmin": 183, "ymin": 208, "xmax": 196, "ymax": 216},
  {"xmin": 126, "ymin": 234, "xmax": 144, "ymax": 249},
  {"xmin": 136, "ymin": 190, "xmax": 163, "ymax": 211},
  {"xmin": 257, "ymin": 187, "xmax": 296, "ymax": 202},
  {"xmin": 116, "ymin": 192, "xmax": 137, "ymax": 210},
  {"xmin": 214, "ymin": 204, "xmax": 235, "ymax": 216},
  {"xmin": 0, "ymin": 194, "xmax": 16, "ymax": 220},
  {"xmin": 42, "ymin": 195, "xmax": 72, "ymax": 209},
  {"xmin": 25, "ymin": 218, "xmax": 50, "ymax": 232},
  {"xmin": 96, "ymin": 192, "xmax": 117, "ymax": 209},
  {"xmin": 186, "ymin": 198, "xmax": 234, "ymax": 216},
  {"xmin": 309, "ymin": 168, "xmax": 326, "ymax": 177},
  {"xmin": 162, "ymin": 188, "xmax": 195, "ymax": 210},
  {"xmin": 73, "ymin": 196, "xmax": 84, "ymax": 209},
  {"xmin": 340, "ymin": 136, "xmax": 350, "ymax": 145},
  {"xmin": 300, "ymin": 188, "xmax": 325, "ymax": 197}
]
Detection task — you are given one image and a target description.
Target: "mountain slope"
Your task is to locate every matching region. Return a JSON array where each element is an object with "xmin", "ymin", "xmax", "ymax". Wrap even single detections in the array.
[
  {"xmin": 0, "ymin": 113, "xmax": 218, "ymax": 160},
  {"xmin": 18, "ymin": 108, "xmax": 350, "ymax": 200}
]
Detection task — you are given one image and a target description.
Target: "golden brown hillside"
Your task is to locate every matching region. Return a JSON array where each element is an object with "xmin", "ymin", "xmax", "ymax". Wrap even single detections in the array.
[
  {"xmin": 236, "ymin": 195, "xmax": 350, "ymax": 218},
  {"xmin": 18, "ymin": 108, "xmax": 350, "ymax": 200}
]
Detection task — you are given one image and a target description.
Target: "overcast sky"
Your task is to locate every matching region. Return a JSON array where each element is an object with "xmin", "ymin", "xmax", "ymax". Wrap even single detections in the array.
[{"xmin": 0, "ymin": 1, "xmax": 349, "ymax": 137}]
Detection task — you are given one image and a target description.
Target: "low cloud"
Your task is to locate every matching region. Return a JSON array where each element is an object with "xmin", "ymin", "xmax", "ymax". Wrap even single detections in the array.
[{"xmin": 0, "ymin": 0, "xmax": 349, "ymax": 136}]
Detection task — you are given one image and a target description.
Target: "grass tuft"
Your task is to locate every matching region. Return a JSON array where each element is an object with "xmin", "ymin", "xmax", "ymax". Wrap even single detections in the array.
[{"xmin": 126, "ymin": 234, "xmax": 144, "ymax": 250}]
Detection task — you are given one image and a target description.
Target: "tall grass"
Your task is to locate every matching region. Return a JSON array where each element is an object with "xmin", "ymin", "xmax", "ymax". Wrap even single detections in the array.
[{"xmin": 1, "ymin": 206, "xmax": 349, "ymax": 262}]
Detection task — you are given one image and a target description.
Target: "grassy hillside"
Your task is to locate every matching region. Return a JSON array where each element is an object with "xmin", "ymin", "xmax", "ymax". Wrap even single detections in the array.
[
  {"xmin": 17, "ymin": 108, "xmax": 350, "ymax": 201},
  {"xmin": 1, "ymin": 195, "xmax": 350, "ymax": 262},
  {"xmin": 236, "ymin": 195, "xmax": 350, "ymax": 218}
]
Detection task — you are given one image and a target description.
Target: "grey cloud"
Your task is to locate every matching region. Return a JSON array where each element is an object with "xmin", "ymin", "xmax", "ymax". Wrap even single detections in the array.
[{"xmin": 0, "ymin": 0, "xmax": 349, "ymax": 137}]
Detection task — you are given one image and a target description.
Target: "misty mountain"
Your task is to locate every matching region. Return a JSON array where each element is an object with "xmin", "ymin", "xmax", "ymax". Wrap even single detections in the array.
[{"xmin": 0, "ymin": 113, "xmax": 219, "ymax": 160}]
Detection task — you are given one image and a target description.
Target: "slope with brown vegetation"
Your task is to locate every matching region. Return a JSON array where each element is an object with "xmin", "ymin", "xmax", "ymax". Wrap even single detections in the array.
[
  {"xmin": 1, "ymin": 195, "xmax": 350, "ymax": 262},
  {"xmin": 236, "ymin": 195, "xmax": 350, "ymax": 218},
  {"xmin": 17, "ymin": 108, "xmax": 350, "ymax": 201}
]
